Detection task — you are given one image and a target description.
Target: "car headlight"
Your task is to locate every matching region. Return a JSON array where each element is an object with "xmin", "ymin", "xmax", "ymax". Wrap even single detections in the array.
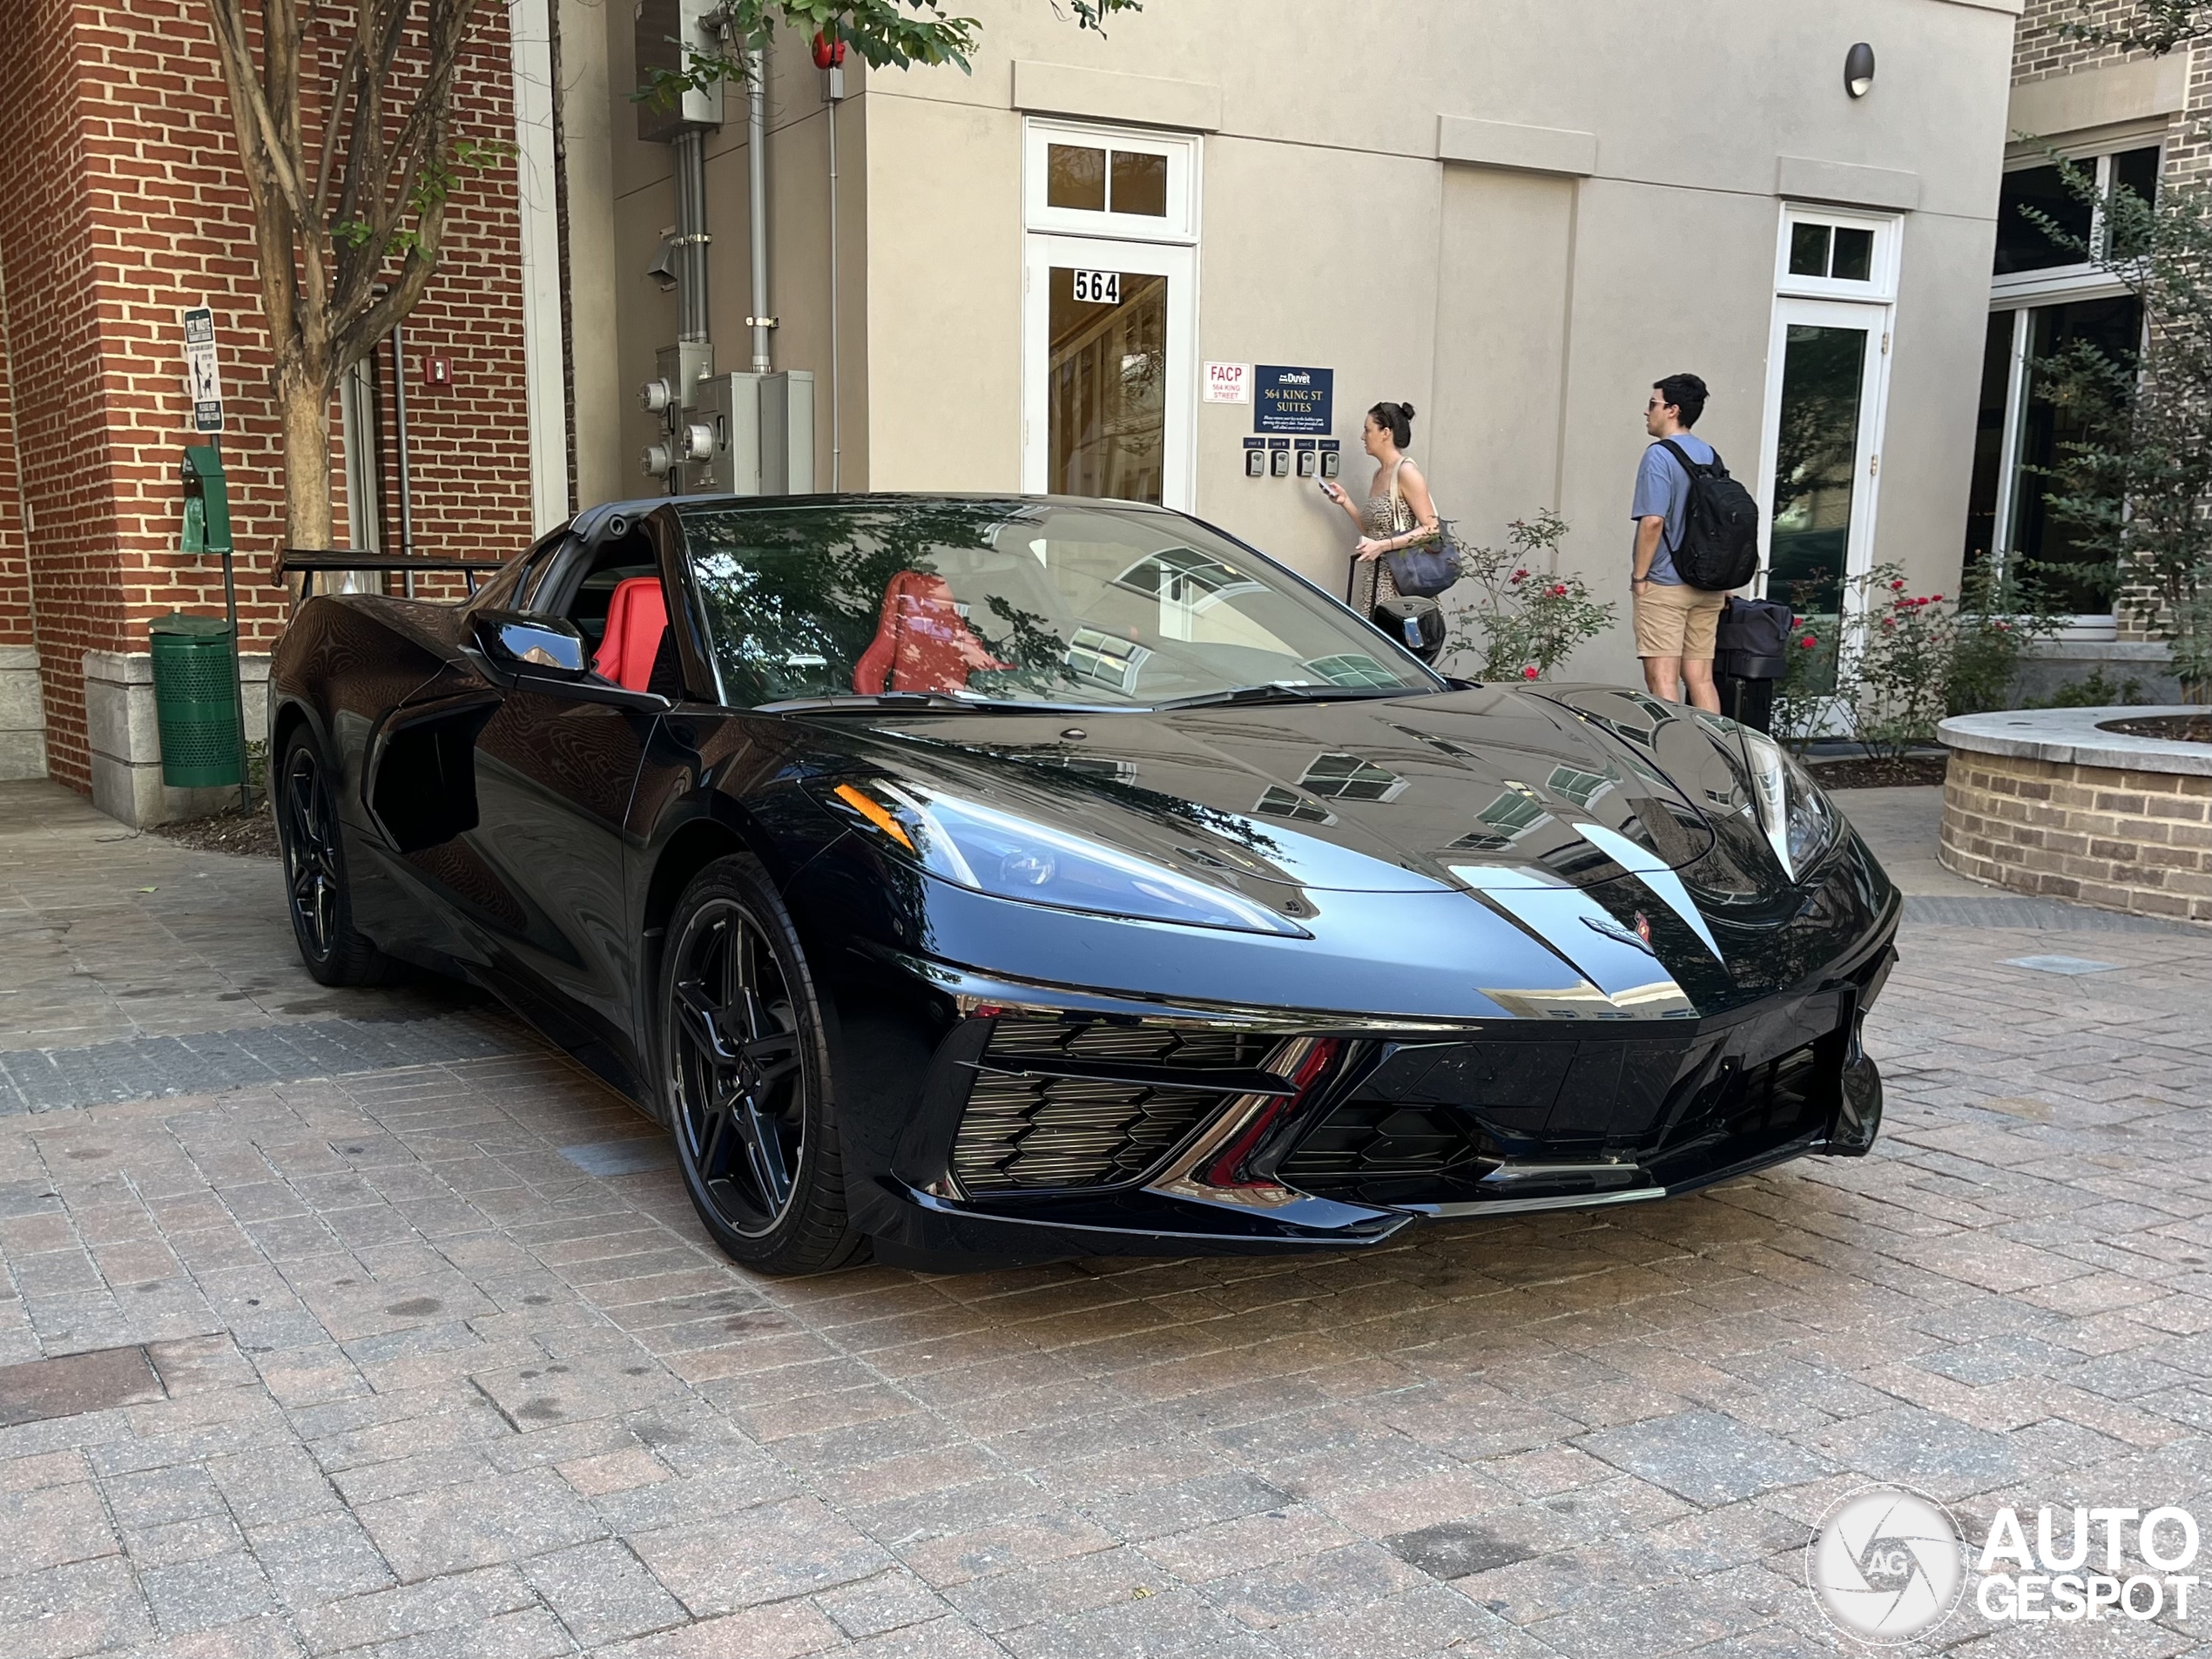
[
  {"xmin": 1737, "ymin": 728, "xmax": 1841, "ymax": 881},
  {"xmin": 824, "ymin": 780, "xmax": 1309, "ymax": 936}
]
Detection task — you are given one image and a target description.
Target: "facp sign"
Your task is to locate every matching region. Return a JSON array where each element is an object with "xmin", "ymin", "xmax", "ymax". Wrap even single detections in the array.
[
  {"xmin": 179, "ymin": 307, "xmax": 223, "ymax": 433},
  {"xmin": 1203, "ymin": 361, "xmax": 1250, "ymax": 404}
]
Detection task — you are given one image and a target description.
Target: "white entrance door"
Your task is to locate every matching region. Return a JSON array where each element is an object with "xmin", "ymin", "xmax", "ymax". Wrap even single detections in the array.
[
  {"xmin": 1021, "ymin": 234, "xmax": 1197, "ymax": 509},
  {"xmin": 1755, "ymin": 295, "xmax": 1894, "ymax": 620}
]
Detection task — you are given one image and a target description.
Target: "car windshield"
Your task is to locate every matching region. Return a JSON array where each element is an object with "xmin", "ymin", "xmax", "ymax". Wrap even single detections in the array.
[{"xmin": 675, "ymin": 498, "xmax": 1438, "ymax": 711}]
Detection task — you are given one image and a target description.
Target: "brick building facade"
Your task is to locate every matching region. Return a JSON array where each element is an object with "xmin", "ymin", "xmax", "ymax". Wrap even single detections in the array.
[{"xmin": 0, "ymin": 0, "xmax": 542, "ymax": 817}]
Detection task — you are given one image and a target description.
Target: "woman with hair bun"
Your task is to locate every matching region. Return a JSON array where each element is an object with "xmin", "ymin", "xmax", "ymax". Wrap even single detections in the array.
[{"xmin": 1320, "ymin": 400, "xmax": 1440, "ymax": 614}]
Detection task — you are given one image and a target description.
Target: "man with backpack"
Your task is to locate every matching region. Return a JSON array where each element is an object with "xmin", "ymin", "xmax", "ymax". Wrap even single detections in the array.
[{"xmin": 1629, "ymin": 373, "xmax": 1760, "ymax": 712}]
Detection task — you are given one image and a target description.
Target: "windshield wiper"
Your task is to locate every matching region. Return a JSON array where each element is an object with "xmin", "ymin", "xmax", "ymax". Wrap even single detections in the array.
[{"xmin": 1152, "ymin": 683, "xmax": 1413, "ymax": 711}]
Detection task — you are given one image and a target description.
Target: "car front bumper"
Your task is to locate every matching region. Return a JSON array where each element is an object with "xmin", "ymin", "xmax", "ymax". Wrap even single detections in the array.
[{"xmin": 842, "ymin": 909, "xmax": 1897, "ymax": 1268}]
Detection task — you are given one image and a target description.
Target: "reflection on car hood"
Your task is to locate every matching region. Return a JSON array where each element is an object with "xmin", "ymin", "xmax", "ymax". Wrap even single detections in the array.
[{"xmin": 815, "ymin": 685, "xmax": 1718, "ymax": 894}]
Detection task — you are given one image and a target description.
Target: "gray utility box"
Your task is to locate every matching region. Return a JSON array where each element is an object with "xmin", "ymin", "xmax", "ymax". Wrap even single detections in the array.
[
  {"xmin": 634, "ymin": 0, "xmax": 725, "ymax": 142},
  {"xmin": 697, "ymin": 372, "xmax": 816, "ymax": 496}
]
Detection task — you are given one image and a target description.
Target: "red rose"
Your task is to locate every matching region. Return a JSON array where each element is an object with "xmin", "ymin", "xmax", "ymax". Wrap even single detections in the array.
[
  {"xmin": 1932, "ymin": 594, "xmax": 1944, "ymax": 603},
  {"xmin": 1799, "ymin": 636, "xmax": 1817, "ymax": 649},
  {"xmin": 1513, "ymin": 569, "xmax": 1528, "ymax": 581},
  {"xmin": 1521, "ymin": 664, "xmax": 1539, "ymax": 679},
  {"xmin": 1889, "ymin": 578, "xmax": 1905, "ymax": 590},
  {"xmin": 1550, "ymin": 583, "xmax": 1568, "ymax": 596}
]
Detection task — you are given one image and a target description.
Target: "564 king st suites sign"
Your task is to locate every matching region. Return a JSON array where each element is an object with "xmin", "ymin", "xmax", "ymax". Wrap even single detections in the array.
[{"xmin": 1809, "ymin": 1488, "xmax": 2202, "ymax": 1645}]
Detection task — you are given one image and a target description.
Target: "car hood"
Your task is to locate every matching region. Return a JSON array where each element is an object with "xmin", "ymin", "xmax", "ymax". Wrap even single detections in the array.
[{"xmin": 808, "ymin": 685, "xmax": 1719, "ymax": 895}]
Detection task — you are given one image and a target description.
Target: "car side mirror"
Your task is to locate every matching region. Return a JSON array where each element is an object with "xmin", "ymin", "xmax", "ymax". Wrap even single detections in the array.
[
  {"xmin": 1371, "ymin": 597, "xmax": 1447, "ymax": 664},
  {"xmin": 475, "ymin": 610, "xmax": 588, "ymax": 678}
]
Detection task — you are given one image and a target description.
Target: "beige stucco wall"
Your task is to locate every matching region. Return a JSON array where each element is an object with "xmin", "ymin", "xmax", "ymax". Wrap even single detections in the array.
[{"xmin": 589, "ymin": 0, "xmax": 2017, "ymax": 681}]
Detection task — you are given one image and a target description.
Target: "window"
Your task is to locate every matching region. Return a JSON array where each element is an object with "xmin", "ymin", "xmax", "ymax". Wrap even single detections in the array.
[
  {"xmin": 1994, "ymin": 145, "xmax": 2159, "ymax": 277},
  {"xmin": 1970, "ymin": 140, "xmax": 2161, "ymax": 622},
  {"xmin": 1965, "ymin": 296, "xmax": 2143, "ymax": 616},
  {"xmin": 1024, "ymin": 122, "xmax": 1197, "ymax": 244},
  {"xmin": 1775, "ymin": 207, "xmax": 1898, "ymax": 300}
]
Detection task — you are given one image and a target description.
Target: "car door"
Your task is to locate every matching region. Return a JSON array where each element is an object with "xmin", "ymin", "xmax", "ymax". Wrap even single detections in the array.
[{"xmin": 368, "ymin": 519, "xmax": 675, "ymax": 1084}]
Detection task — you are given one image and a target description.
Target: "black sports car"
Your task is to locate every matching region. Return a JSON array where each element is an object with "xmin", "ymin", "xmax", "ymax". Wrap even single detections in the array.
[{"xmin": 269, "ymin": 494, "xmax": 1897, "ymax": 1273}]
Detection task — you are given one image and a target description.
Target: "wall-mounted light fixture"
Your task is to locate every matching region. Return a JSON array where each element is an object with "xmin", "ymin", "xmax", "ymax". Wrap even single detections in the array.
[{"xmin": 1845, "ymin": 43, "xmax": 1877, "ymax": 98}]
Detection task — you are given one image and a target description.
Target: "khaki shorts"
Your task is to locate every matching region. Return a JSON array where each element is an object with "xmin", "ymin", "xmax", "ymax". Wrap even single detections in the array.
[{"xmin": 1633, "ymin": 582, "xmax": 1728, "ymax": 659}]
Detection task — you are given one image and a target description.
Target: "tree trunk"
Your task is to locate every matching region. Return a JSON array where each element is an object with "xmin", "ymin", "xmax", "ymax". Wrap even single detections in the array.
[{"xmin": 280, "ymin": 373, "xmax": 334, "ymax": 551}]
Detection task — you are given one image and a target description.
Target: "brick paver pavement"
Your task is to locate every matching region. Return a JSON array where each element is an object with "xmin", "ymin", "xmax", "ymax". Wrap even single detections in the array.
[{"xmin": 2, "ymin": 779, "xmax": 2209, "ymax": 1656}]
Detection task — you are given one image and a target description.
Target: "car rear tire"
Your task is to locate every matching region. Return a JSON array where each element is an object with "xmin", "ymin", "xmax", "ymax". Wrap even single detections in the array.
[
  {"xmin": 276, "ymin": 732, "xmax": 397, "ymax": 987},
  {"xmin": 658, "ymin": 854, "xmax": 863, "ymax": 1275}
]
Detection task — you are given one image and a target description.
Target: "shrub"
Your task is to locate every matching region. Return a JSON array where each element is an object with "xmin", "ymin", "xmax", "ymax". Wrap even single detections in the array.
[
  {"xmin": 1440, "ymin": 511, "xmax": 1617, "ymax": 682},
  {"xmin": 1771, "ymin": 563, "xmax": 2063, "ymax": 754}
]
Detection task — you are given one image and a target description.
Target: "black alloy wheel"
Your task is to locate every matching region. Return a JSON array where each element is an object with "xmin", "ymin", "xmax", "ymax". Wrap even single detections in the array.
[
  {"xmin": 277, "ymin": 732, "xmax": 394, "ymax": 986},
  {"xmin": 660, "ymin": 856, "xmax": 860, "ymax": 1273}
]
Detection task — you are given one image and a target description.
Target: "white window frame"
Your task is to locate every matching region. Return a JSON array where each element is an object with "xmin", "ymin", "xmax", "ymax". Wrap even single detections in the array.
[
  {"xmin": 1774, "ymin": 204, "xmax": 1902, "ymax": 304},
  {"xmin": 1022, "ymin": 119, "xmax": 1200, "ymax": 245},
  {"xmin": 1980, "ymin": 289, "xmax": 2144, "ymax": 637},
  {"xmin": 1990, "ymin": 140, "xmax": 2163, "ymax": 305},
  {"xmin": 1979, "ymin": 139, "xmax": 2161, "ymax": 631}
]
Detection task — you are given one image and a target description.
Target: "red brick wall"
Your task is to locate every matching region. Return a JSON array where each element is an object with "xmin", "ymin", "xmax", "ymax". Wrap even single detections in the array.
[{"xmin": 0, "ymin": 0, "xmax": 536, "ymax": 791}]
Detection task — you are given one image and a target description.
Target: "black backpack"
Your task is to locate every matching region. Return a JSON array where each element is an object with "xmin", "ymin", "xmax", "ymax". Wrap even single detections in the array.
[{"xmin": 1657, "ymin": 439, "xmax": 1760, "ymax": 591}]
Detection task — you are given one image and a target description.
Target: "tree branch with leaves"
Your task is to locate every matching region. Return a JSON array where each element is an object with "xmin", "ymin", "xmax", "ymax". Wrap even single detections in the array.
[
  {"xmin": 205, "ymin": 0, "xmax": 1145, "ymax": 559},
  {"xmin": 2058, "ymin": 0, "xmax": 2212, "ymax": 55},
  {"xmin": 201, "ymin": 0, "xmax": 506, "ymax": 552}
]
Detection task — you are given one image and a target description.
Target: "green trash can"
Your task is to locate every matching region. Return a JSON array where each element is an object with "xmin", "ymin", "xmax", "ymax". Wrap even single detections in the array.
[{"xmin": 149, "ymin": 612, "xmax": 242, "ymax": 788}]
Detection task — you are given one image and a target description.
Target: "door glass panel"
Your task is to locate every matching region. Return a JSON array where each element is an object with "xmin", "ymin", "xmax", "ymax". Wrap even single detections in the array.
[
  {"xmin": 1768, "ymin": 323, "xmax": 1869, "ymax": 693},
  {"xmin": 1046, "ymin": 144, "xmax": 1106, "ymax": 211},
  {"xmin": 1109, "ymin": 151, "xmax": 1168, "ymax": 217},
  {"xmin": 2013, "ymin": 295, "xmax": 2141, "ymax": 613},
  {"xmin": 1048, "ymin": 266, "xmax": 1168, "ymax": 502}
]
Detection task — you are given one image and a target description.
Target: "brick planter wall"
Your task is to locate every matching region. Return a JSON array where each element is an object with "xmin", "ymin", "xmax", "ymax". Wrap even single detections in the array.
[{"xmin": 1939, "ymin": 727, "xmax": 2212, "ymax": 924}]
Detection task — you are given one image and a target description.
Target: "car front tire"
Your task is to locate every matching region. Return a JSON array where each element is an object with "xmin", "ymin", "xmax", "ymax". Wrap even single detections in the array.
[{"xmin": 658, "ymin": 854, "xmax": 863, "ymax": 1275}]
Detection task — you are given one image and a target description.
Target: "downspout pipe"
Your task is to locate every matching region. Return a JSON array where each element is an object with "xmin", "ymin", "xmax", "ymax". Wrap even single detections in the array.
[
  {"xmin": 672, "ymin": 128, "xmax": 709, "ymax": 349},
  {"xmin": 747, "ymin": 41, "xmax": 772, "ymax": 374}
]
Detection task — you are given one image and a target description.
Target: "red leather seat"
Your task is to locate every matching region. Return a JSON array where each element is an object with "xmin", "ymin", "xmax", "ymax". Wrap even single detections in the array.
[
  {"xmin": 592, "ymin": 577, "xmax": 668, "ymax": 691},
  {"xmin": 853, "ymin": 570, "xmax": 1013, "ymax": 695}
]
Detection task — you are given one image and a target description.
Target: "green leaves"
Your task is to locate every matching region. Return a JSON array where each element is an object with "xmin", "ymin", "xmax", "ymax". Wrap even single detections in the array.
[
  {"xmin": 1440, "ymin": 511, "xmax": 1618, "ymax": 682},
  {"xmin": 2056, "ymin": 0, "xmax": 2212, "ymax": 56},
  {"xmin": 2025, "ymin": 136, "xmax": 2212, "ymax": 697},
  {"xmin": 332, "ymin": 136, "xmax": 514, "ymax": 260},
  {"xmin": 633, "ymin": 0, "xmax": 1146, "ymax": 106}
]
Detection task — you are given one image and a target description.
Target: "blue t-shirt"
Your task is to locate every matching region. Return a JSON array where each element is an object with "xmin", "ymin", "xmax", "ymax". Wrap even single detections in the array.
[{"xmin": 1630, "ymin": 433, "xmax": 1715, "ymax": 586}]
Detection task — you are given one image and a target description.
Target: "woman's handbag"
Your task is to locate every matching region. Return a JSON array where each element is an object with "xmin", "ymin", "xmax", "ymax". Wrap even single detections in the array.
[{"xmin": 1381, "ymin": 469, "xmax": 1461, "ymax": 597}]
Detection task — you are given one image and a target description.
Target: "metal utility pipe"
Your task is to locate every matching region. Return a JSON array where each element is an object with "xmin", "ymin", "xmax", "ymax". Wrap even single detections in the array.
[
  {"xmin": 672, "ymin": 127, "xmax": 710, "ymax": 347},
  {"xmin": 747, "ymin": 43, "xmax": 772, "ymax": 374}
]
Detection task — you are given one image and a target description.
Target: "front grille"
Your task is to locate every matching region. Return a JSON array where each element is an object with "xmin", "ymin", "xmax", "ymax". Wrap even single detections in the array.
[
  {"xmin": 948, "ymin": 1020, "xmax": 1278, "ymax": 1194},
  {"xmin": 1716, "ymin": 1042, "xmax": 1824, "ymax": 1143},
  {"xmin": 1277, "ymin": 1102, "xmax": 1498, "ymax": 1205},
  {"xmin": 982, "ymin": 1022, "xmax": 1271, "ymax": 1068}
]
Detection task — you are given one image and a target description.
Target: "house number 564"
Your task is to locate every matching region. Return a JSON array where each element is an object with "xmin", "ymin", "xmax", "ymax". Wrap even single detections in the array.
[{"xmin": 1072, "ymin": 269, "xmax": 1121, "ymax": 305}]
